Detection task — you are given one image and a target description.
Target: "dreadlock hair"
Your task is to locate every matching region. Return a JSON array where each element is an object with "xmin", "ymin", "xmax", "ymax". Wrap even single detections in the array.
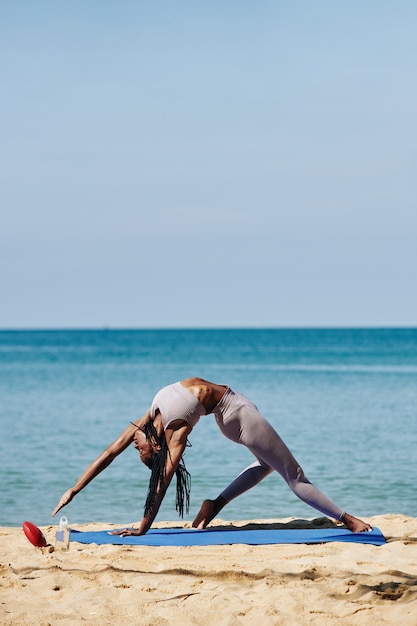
[{"xmin": 142, "ymin": 420, "xmax": 191, "ymax": 519}]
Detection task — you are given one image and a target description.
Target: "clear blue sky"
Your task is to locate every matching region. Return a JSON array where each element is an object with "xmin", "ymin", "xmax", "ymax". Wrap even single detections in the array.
[{"xmin": 1, "ymin": 0, "xmax": 416, "ymax": 328}]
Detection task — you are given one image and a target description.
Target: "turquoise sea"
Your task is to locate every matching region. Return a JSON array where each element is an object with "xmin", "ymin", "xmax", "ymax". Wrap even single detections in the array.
[{"xmin": 1, "ymin": 328, "xmax": 416, "ymax": 527}]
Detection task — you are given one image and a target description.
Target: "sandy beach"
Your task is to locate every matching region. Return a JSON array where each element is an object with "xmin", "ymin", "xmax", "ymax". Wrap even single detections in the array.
[{"xmin": 1, "ymin": 514, "xmax": 416, "ymax": 625}]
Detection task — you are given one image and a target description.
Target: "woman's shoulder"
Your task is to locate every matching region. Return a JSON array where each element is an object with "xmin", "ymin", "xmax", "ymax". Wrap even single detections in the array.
[{"xmin": 181, "ymin": 377, "xmax": 214, "ymax": 387}]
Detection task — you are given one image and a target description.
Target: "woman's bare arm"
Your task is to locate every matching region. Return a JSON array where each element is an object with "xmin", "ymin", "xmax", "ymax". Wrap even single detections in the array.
[{"xmin": 51, "ymin": 409, "xmax": 152, "ymax": 517}]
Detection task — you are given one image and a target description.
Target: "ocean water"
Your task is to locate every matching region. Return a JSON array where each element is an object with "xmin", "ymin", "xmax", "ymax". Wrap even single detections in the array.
[{"xmin": 1, "ymin": 328, "xmax": 416, "ymax": 528}]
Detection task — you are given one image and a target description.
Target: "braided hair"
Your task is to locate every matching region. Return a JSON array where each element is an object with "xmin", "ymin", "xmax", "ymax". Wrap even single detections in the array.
[{"xmin": 141, "ymin": 420, "xmax": 191, "ymax": 518}]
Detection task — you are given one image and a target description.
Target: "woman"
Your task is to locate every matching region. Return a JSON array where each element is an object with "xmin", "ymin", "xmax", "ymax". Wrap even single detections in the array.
[{"xmin": 52, "ymin": 377, "xmax": 372, "ymax": 535}]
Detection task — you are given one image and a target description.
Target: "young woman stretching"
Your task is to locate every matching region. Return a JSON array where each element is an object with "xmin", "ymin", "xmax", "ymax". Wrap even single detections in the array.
[{"xmin": 52, "ymin": 377, "xmax": 372, "ymax": 535}]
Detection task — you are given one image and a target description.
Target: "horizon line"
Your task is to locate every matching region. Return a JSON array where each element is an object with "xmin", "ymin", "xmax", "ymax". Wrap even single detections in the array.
[{"xmin": 0, "ymin": 325, "xmax": 416, "ymax": 331}]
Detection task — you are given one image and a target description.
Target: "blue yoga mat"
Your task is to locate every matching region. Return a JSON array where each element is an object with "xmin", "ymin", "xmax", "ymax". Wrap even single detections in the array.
[{"xmin": 70, "ymin": 526, "xmax": 385, "ymax": 547}]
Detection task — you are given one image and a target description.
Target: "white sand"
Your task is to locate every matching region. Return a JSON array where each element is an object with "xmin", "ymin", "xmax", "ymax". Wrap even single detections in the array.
[{"xmin": 1, "ymin": 514, "xmax": 416, "ymax": 625}]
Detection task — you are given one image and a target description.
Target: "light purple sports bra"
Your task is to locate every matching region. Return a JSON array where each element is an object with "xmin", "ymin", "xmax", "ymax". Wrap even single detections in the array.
[{"xmin": 150, "ymin": 382, "xmax": 207, "ymax": 431}]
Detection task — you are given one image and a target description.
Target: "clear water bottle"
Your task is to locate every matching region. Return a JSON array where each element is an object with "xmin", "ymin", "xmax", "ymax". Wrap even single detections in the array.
[{"xmin": 55, "ymin": 516, "xmax": 70, "ymax": 551}]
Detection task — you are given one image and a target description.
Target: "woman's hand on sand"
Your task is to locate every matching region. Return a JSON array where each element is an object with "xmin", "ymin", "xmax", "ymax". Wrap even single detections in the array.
[
  {"xmin": 110, "ymin": 528, "xmax": 142, "ymax": 537},
  {"xmin": 52, "ymin": 488, "xmax": 76, "ymax": 517}
]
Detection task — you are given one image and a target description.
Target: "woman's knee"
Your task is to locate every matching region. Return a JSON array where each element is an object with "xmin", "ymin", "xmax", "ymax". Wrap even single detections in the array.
[{"xmin": 285, "ymin": 465, "xmax": 311, "ymax": 490}]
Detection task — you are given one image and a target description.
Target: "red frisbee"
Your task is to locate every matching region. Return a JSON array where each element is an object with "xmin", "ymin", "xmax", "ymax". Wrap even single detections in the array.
[{"xmin": 22, "ymin": 521, "xmax": 48, "ymax": 547}]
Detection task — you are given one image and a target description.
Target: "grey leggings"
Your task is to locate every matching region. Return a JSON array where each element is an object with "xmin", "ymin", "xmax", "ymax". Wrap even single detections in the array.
[{"xmin": 213, "ymin": 388, "xmax": 344, "ymax": 520}]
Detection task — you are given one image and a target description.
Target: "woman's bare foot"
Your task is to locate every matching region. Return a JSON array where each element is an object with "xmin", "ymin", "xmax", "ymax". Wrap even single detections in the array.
[
  {"xmin": 192, "ymin": 497, "xmax": 226, "ymax": 529},
  {"xmin": 342, "ymin": 513, "xmax": 373, "ymax": 533}
]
